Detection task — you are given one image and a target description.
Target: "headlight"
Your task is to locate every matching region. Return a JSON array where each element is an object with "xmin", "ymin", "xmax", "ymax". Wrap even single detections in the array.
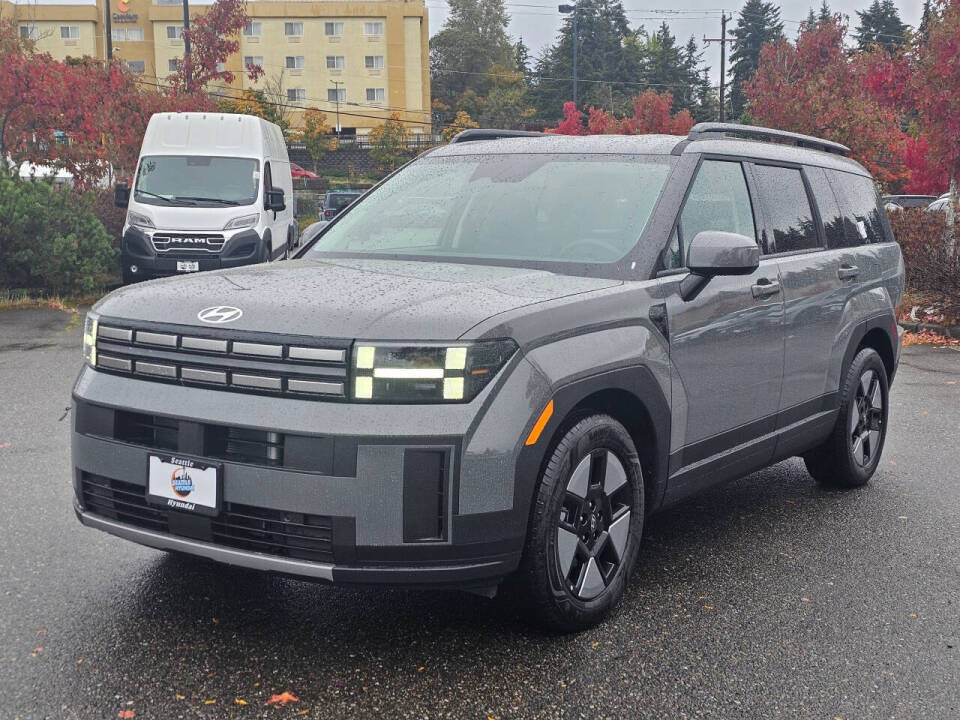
[
  {"xmin": 82, "ymin": 312, "xmax": 99, "ymax": 367},
  {"xmin": 352, "ymin": 340, "xmax": 517, "ymax": 403},
  {"xmin": 223, "ymin": 212, "xmax": 260, "ymax": 230},
  {"xmin": 126, "ymin": 211, "xmax": 155, "ymax": 229}
]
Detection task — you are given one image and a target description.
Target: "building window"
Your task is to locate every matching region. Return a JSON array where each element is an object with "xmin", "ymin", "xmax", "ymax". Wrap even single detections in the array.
[
  {"xmin": 19, "ymin": 25, "xmax": 39, "ymax": 41},
  {"xmin": 287, "ymin": 88, "xmax": 306, "ymax": 102},
  {"xmin": 363, "ymin": 22, "xmax": 384, "ymax": 36},
  {"xmin": 113, "ymin": 27, "xmax": 143, "ymax": 42},
  {"xmin": 366, "ymin": 88, "xmax": 385, "ymax": 103},
  {"xmin": 166, "ymin": 25, "xmax": 183, "ymax": 40},
  {"xmin": 243, "ymin": 55, "xmax": 263, "ymax": 69},
  {"xmin": 60, "ymin": 26, "xmax": 79, "ymax": 40},
  {"xmin": 327, "ymin": 87, "xmax": 346, "ymax": 103},
  {"xmin": 243, "ymin": 21, "xmax": 261, "ymax": 37},
  {"xmin": 284, "ymin": 22, "xmax": 303, "ymax": 37},
  {"xmin": 126, "ymin": 60, "xmax": 146, "ymax": 74},
  {"xmin": 324, "ymin": 22, "xmax": 344, "ymax": 37},
  {"xmin": 326, "ymin": 55, "xmax": 345, "ymax": 70},
  {"xmin": 216, "ymin": 62, "xmax": 226, "ymax": 73},
  {"xmin": 168, "ymin": 58, "xmax": 178, "ymax": 72},
  {"xmin": 285, "ymin": 55, "xmax": 305, "ymax": 70},
  {"xmin": 364, "ymin": 55, "xmax": 384, "ymax": 69}
]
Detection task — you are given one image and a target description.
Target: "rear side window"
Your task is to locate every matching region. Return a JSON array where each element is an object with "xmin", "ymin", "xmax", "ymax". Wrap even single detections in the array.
[
  {"xmin": 805, "ymin": 167, "xmax": 846, "ymax": 249},
  {"xmin": 828, "ymin": 171, "xmax": 885, "ymax": 245},
  {"xmin": 752, "ymin": 165, "xmax": 819, "ymax": 254},
  {"xmin": 673, "ymin": 160, "xmax": 755, "ymax": 267}
]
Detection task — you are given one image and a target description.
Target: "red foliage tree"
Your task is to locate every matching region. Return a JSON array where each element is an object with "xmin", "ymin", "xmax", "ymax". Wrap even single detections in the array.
[
  {"xmin": 549, "ymin": 92, "xmax": 694, "ymax": 136},
  {"xmin": 912, "ymin": 0, "xmax": 960, "ymax": 211},
  {"xmin": 903, "ymin": 135, "xmax": 950, "ymax": 195},
  {"xmin": 170, "ymin": 0, "xmax": 263, "ymax": 94},
  {"xmin": 744, "ymin": 15, "xmax": 909, "ymax": 187}
]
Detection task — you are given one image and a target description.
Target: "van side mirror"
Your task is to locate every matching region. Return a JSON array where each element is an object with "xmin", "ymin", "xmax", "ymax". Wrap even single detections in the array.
[
  {"xmin": 114, "ymin": 183, "xmax": 130, "ymax": 208},
  {"xmin": 266, "ymin": 188, "xmax": 286, "ymax": 212},
  {"xmin": 680, "ymin": 231, "xmax": 760, "ymax": 301}
]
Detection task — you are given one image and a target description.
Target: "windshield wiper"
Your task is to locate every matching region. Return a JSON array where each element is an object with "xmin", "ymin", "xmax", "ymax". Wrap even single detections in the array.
[
  {"xmin": 135, "ymin": 189, "xmax": 176, "ymax": 204},
  {"xmin": 174, "ymin": 196, "xmax": 240, "ymax": 206}
]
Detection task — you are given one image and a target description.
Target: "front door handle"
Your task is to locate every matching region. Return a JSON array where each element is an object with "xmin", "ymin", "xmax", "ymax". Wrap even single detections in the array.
[
  {"xmin": 838, "ymin": 264, "xmax": 859, "ymax": 281},
  {"xmin": 751, "ymin": 278, "xmax": 781, "ymax": 299}
]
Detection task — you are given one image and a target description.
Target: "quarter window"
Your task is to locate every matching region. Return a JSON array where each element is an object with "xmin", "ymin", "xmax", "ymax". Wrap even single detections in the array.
[
  {"xmin": 674, "ymin": 160, "xmax": 756, "ymax": 266},
  {"xmin": 828, "ymin": 171, "xmax": 885, "ymax": 246},
  {"xmin": 805, "ymin": 167, "xmax": 846, "ymax": 249},
  {"xmin": 752, "ymin": 165, "xmax": 819, "ymax": 253}
]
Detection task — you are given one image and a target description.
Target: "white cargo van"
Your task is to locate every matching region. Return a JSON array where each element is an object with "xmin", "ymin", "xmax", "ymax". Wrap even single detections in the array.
[{"xmin": 115, "ymin": 113, "xmax": 296, "ymax": 284}]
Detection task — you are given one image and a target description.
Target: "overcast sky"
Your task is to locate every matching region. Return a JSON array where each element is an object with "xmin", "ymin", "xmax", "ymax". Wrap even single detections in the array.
[{"xmin": 426, "ymin": 0, "xmax": 924, "ymax": 85}]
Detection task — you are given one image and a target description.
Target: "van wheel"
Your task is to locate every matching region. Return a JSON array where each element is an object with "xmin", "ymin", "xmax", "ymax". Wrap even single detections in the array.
[
  {"xmin": 517, "ymin": 414, "xmax": 644, "ymax": 632},
  {"xmin": 804, "ymin": 347, "xmax": 889, "ymax": 488}
]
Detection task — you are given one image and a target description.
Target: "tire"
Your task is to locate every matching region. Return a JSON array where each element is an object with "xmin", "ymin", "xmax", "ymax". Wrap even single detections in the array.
[
  {"xmin": 804, "ymin": 347, "xmax": 889, "ymax": 488},
  {"xmin": 516, "ymin": 414, "xmax": 644, "ymax": 632}
]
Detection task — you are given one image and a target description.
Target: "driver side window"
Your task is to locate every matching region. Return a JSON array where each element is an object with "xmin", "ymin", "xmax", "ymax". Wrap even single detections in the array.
[{"xmin": 663, "ymin": 160, "xmax": 756, "ymax": 269}]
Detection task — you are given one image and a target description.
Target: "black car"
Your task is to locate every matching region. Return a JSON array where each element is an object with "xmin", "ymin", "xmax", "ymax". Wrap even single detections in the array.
[{"xmin": 322, "ymin": 190, "xmax": 364, "ymax": 221}]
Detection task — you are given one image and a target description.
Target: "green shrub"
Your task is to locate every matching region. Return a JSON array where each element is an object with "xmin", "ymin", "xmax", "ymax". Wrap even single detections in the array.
[{"xmin": 0, "ymin": 173, "xmax": 118, "ymax": 295}]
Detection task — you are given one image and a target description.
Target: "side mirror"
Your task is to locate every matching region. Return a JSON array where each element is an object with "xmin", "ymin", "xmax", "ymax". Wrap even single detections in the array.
[
  {"xmin": 266, "ymin": 188, "xmax": 286, "ymax": 212},
  {"xmin": 680, "ymin": 231, "xmax": 759, "ymax": 301},
  {"xmin": 114, "ymin": 183, "xmax": 130, "ymax": 208}
]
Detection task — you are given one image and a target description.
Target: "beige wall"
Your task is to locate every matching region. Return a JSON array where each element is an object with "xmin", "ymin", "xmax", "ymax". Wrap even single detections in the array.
[{"xmin": 0, "ymin": 0, "xmax": 430, "ymax": 133}]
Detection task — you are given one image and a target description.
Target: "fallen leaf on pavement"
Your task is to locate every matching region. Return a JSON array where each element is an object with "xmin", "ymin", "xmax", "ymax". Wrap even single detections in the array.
[
  {"xmin": 267, "ymin": 692, "xmax": 299, "ymax": 706},
  {"xmin": 235, "ymin": 699, "xmax": 247, "ymax": 706},
  {"xmin": 118, "ymin": 711, "xmax": 135, "ymax": 719},
  {"xmin": 203, "ymin": 699, "xmax": 216, "ymax": 705}
]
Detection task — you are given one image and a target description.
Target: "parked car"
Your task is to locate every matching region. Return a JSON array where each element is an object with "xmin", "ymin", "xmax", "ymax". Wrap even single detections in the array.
[
  {"xmin": 74, "ymin": 124, "xmax": 903, "ymax": 632},
  {"xmin": 321, "ymin": 189, "xmax": 364, "ymax": 221},
  {"xmin": 926, "ymin": 195, "xmax": 956, "ymax": 214},
  {"xmin": 114, "ymin": 112, "xmax": 297, "ymax": 284},
  {"xmin": 290, "ymin": 163, "xmax": 318, "ymax": 180},
  {"xmin": 882, "ymin": 194, "xmax": 938, "ymax": 211}
]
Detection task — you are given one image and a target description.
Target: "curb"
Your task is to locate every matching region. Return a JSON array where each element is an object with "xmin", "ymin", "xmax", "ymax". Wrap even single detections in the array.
[{"xmin": 899, "ymin": 321, "xmax": 960, "ymax": 339}]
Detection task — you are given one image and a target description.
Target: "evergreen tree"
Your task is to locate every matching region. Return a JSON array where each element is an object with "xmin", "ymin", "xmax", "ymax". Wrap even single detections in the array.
[
  {"xmin": 918, "ymin": 0, "xmax": 934, "ymax": 42},
  {"xmin": 430, "ymin": 0, "xmax": 515, "ymax": 111},
  {"xmin": 514, "ymin": 37, "xmax": 531, "ymax": 78},
  {"xmin": 855, "ymin": 0, "xmax": 908, "ymax": 52},
  {"xmin": 729, "ymin": 0, "xmax": 784, "ymax": 120},
  {"xmin": 818, "ymin": 1, "xmax": 833, "ymax": 23}
]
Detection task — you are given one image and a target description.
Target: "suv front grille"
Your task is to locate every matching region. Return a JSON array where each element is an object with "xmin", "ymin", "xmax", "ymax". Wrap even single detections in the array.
[
  {"xmin": 80, "ymin": 474, "xmax": 335, "ymax": 563},
  {"xmin": 94, "ymin": 322, "xmax": 349, "ymax": 400},
  {"xmin": 151, "ymin": 233, "xmax": 225, "ymax": 254}
]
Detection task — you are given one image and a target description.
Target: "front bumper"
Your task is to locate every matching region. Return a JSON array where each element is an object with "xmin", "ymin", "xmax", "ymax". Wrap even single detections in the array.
[
  {"xmin": 71, "ymin": 353, "xmax": 553, "ymax": 589},
  {"xmin": 121, "ymin": 227, "xmax": 266, "ymax": 280}
]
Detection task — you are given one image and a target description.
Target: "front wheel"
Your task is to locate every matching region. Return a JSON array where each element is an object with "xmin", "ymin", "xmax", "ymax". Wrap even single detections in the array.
[
  {"xmin": 517, "ymin": 414, "xmax": 644, "ymax": 632},
  {"xmin": 804, "ymin": 347, "xmax": 889, "ymax": 488}
]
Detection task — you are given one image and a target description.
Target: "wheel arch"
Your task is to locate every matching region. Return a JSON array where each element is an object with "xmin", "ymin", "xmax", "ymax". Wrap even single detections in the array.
[
  {"xmin": 841, "ymin": 313, "xmax": 898, "ymax": 387},
  {"xmin": 515, "ymin": 366, "xmax": 671, "ymax": 523}
]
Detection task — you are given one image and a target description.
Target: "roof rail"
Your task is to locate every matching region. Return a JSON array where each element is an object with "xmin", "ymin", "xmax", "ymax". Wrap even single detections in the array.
[
  {"xmin": 686, "ymin": 122, "xmax": 850, "ymax": 156},
  {"xmin": 448, "ymin": 128, "xmax": 545, "ymax": 144}
]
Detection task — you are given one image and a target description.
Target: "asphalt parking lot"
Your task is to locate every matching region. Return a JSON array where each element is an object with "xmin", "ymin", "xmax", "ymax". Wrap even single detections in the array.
[{"xmin": 1, "ymin": 306, "xmax": 958, "ymax": 719}]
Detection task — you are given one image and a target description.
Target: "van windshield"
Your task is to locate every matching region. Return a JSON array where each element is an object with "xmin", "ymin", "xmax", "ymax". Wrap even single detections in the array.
[
  {"xmin": 307, "ymin": 154, "xmax": 674, "ymax": 267},
  {"xmin": 134, "ymin": 155, "xmax": 260, "ymax": 207}
]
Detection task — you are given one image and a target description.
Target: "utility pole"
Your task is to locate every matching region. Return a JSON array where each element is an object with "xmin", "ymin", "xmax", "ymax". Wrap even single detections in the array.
[
  {"xmin": 703, "ymin": 13, "xmax": 735, "ymax": 122},
  {"xmin": 558, "ymin": 4, "xmax": 577, "ymax": 106},
  {"xmin": 330, "ymin": 80, "xmax": 343, "ymax": 137},
  {"xmin": 104, "ymin": 0, "xmax": 113, "ymax": 60},
  {"xmin": 182, "ymin": 0, "xmax": 191, "ymax": 89}
]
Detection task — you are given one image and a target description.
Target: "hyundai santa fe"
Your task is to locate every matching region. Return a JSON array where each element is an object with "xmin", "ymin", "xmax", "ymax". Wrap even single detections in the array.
[{"xmin": 73, "ymin": 123, "xmax": 904, "ymax": 631}]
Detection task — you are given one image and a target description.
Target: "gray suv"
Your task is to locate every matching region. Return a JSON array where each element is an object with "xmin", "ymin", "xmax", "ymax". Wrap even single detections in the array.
[{"xmin": 73, "ymin": 123, "xmax": 904, "ymax": 631}]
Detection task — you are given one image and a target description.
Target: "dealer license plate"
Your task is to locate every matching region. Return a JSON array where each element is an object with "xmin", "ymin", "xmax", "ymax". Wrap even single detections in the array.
[
  {"xmin": 146, "ymin": 454, "xmax": 220, "ymax": 516},
  {"xmin": 177, "ymin": 261, "xmax": 200, "ymax": 272}
]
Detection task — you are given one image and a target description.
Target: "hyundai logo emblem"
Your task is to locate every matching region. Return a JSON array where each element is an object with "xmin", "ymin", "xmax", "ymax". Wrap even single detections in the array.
[{"xmin": 197, "ymin": 306, "xmax": 243, "ymax": 324}]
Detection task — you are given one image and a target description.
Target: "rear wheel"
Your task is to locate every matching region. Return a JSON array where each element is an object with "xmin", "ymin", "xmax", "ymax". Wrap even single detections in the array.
[
  {"xmin": 804, "ymin": 347, "xmax": 889, "ymax": 488},
  {"xmin": 517, "ymin": 414, "xmax": 644, "ymax": 632}
]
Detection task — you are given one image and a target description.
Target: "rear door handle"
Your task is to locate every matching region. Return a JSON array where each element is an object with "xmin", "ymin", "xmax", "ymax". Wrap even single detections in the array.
[
  {"xmin": 751, "ymin": 278, "xmax": 781, "ymax": 299},
  {"xmin": 838, "ymin": 264, "xmax": 859, "ymax": 281}
]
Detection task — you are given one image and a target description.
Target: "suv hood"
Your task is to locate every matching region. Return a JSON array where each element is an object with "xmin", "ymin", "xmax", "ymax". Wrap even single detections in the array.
[{"xmin": 94, "ymin": 258, "xmax": 621, "ymax": 339}]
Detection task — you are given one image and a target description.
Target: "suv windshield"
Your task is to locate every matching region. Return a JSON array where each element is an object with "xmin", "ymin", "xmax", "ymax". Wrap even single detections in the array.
[
  {"xmin": 308, "ymin": 154, "xmax": 674, "ymax": 266},
  {"xmin": 134, "ymin": 155, "xmax": 260, "ymax": 207}
]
